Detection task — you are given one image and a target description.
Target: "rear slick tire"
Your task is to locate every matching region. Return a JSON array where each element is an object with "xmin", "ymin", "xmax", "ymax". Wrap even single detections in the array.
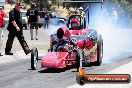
[{"xmin": 94, "ymin": 35, "xmax": 103, "ymax": 66}]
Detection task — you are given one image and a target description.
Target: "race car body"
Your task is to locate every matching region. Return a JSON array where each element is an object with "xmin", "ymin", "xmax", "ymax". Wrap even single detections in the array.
[
  {"xmin": 31, "ymin": 15, "xmax": 103, "ymax": 71},
  {"xmin": 31, "ymin": 0, "xmax": 104, "ymax": 71},
  {"xmin": 39, "ymin": 14, "xmax": 103, "ymax": 70},
  {"xmin": 41, "ymin": 52, "xmax": 69, "ymax": 68}
]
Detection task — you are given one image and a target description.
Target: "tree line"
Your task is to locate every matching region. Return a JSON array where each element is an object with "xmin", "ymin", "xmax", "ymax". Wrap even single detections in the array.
[{"xmin": 111, "ymin": 0, "xmax": 132, "ymax": 27}]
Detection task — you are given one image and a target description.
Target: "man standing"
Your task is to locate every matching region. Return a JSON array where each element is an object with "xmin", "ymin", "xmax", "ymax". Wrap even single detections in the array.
[
  {"xmin": 78, "ymin": 7, "xmax": 86, "ymax": 18},
  {"xmin": 5, "ymin": 2, "xmax": 31, "ymax": 55},
  {"xmin": 78, "ymin": 7, "xmax": 86, "ymax": 28},
  {"xmin": 0, "ymin": 7, "xmax": 4, "ymax": 56},
  {"xmin": 26, "ymin": 3, "xmax": 39, "ymax": 40},
  {"xmin": 111, "ymin": 7, "xmax": 118, "ymax": 21},
  {"xmin": 44, "ymin": 8, "xmax": 50, "ymax": 29}
]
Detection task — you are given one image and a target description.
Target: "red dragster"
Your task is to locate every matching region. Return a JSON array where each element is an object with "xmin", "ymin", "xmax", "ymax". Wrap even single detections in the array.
[{"xmin": 31, "ymin": 15, "xmax": 103, "ymax": 71}]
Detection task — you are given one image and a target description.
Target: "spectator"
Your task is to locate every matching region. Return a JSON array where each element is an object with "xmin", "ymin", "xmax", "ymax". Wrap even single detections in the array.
[
  {"xmin": 0, "ymin": 7, "xmax": 5, "ymax": 56},
  {"xmin": 44, "ymin": 8, "xmax": 50, "ymax": 29},
  {"xmin": 26, "ymin": 3, "xmax": 39, "ymax": 40},
  {"xmin": 111, "ymin": 7, "xmax": 118, "ymax": 21},
  {"xmin": 78, "ymin": 7, "xmax": 86, "ymax": 18},
  {"xmin": 78, "ymin": 7, "xmax": 86, "ymax": 28},
  {"xmin": 5, "ymin": 2, "xmax": 31, "ymax": 55}
]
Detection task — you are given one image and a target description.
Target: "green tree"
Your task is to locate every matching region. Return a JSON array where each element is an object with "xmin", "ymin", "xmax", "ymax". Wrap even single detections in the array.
[
  {"xmin": 111, "ymin": 0, "xmax": 132, "ymax": 27},
  {"xmin": 23, "ymin": 0, "xmax": 63, "ymax": 10}
]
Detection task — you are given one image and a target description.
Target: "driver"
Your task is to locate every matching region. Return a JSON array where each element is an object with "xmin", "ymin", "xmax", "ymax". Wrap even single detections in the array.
[
  {"xmin": 50, "ymin": 26, "xmax": 71, "ymax": 49},
  {"xmin": 50, "ymin": 28, "xmax": 67, "ymax": 51},
  {"xmin": 71, "ymin": 18, "xmax": 80, "ymax": 30}
]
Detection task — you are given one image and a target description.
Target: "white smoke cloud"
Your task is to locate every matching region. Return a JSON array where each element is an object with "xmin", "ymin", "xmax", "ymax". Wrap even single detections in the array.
[{"xmin": 87, "ymin": 4, "xmax": 132, "ymax": 63}]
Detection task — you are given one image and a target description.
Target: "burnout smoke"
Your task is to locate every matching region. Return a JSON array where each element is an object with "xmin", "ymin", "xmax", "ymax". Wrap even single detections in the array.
[
  {"xmin": 47, "ymin": 3, "xmax": 132, "ymax": 63},
  {"xmin": 87, "ymin": 4, "xmax": 132, "ymax": 63}
]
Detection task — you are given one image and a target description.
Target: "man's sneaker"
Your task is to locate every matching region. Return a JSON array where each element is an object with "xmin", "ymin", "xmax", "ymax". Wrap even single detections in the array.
[
  {"xmin": 35, "ymin": 37, "xmax": 38, "ymax": 40},
  {"xmin": 5, "ymin": 52, "xmax": 13, "ymax": 55},
  {"xmin": 31, "ymin": 38, "xmax": 34, "ymax": 40},
  {"xmin": 0, "ymin": 53, "xmax": 3, "ymax": 56},
  {"xmin": 25, "ymin": 50, "xmax": 31, "ymax": 55}
]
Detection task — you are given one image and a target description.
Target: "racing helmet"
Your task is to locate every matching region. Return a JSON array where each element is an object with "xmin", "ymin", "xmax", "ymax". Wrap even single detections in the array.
[
  {"xmin": 71, "ymin": 18, "xmax": 80, "ymax": 30},
  {"xmin": 57, "ymin": 28, "xmax": 64, "ymax": 39}
]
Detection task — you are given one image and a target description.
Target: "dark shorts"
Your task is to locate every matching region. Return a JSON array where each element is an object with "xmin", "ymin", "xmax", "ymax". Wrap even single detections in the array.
[{"xmin": 29, "ymin": 22, "xmax": 38, "ymax": 29}]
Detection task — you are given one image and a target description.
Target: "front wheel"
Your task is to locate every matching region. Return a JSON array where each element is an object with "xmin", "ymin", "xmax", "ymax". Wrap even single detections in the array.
[{"xmin": 31, "ymin": 47, "xmax": 38, "ymax": 70}]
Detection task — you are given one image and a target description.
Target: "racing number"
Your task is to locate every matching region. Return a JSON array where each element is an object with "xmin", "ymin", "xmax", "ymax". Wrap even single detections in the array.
[{"xmin": 30, "ymin": 10, "xmax": 35, "ymax": 15}]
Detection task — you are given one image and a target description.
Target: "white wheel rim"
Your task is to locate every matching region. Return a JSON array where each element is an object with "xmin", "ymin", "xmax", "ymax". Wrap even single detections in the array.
[{"xmin": 34, "ymin": 51, "xmax": 38, "ymax": 68}]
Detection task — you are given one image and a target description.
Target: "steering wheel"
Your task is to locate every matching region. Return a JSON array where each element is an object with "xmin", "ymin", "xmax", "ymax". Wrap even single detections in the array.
[{"xmin": 51, "ymin": 39, "xmax": 69, "ymax": 52}]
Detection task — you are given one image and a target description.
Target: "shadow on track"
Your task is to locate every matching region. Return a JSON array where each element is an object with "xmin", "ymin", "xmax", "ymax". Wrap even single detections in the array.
[{"xmin": 38, "ymin": 65, "xmax": 77, "ymax": 73}]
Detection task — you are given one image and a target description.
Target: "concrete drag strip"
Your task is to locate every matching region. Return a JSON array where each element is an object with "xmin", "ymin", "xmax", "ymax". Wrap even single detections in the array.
[
  {"xmin": 67, "ymin": 59, "xmax": 132, "ymax": 88},
  {"xmin": 0, "ymin": 53, "xmax": 132, "ymax": 88},
  {"xmin": 0, "ymin": 50, "xmax": 46, "ymax": 64}
]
